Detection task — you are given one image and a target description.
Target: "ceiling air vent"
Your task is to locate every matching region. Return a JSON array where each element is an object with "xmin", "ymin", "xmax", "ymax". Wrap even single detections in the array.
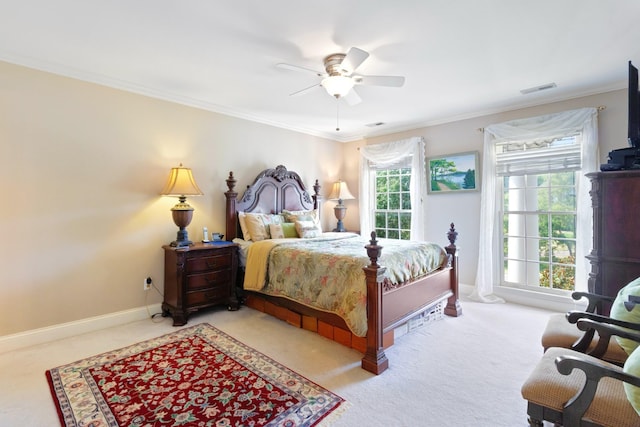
[
  {"xmin": 520, "ymin": 82, "xmax": 557, "ymax": 95},
  {"xmin": 365, "ymin": 122, "xmax": 385, "ymax": 127}
]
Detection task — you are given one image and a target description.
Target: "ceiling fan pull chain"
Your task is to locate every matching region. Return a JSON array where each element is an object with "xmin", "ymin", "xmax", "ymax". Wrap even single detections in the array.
[{"xmin": 336, "ymin": 100, "xmax": 340, "ymax": 131}]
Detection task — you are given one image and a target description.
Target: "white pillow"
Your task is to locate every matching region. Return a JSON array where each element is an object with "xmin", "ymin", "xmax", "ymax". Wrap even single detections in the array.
[
  {"xmin": 283, "ymin": 209, "xmax": 323, "ymax": 233},
  {"xmin": 295, "ymin": 219, "xmax": 322, "ymax": 238},
  {"xmin": 238, "ymin": 212, "xmax": 251, "ymax": 241}
]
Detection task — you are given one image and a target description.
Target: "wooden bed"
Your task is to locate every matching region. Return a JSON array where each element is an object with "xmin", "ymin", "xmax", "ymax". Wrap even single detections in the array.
[{"xmin": 224, "ymin": 165, "xmax": 461, "ymax": 374}]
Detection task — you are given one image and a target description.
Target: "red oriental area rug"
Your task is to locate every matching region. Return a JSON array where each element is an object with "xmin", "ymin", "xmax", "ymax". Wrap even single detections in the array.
[{"xmin": 46, "ymin": 323, "xmax": 347, "ymax": 426}]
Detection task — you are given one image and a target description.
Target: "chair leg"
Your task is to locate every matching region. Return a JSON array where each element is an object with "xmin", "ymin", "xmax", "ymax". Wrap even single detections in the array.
[{"xmin": 527, "ymin": 416, "xmax": 543, "ymax": 427}]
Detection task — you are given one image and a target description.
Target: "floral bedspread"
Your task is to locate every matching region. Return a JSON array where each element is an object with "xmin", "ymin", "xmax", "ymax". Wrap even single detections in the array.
[{"xmin": 249, "ymin": 233, "xmax": 447, "ymax": 337}]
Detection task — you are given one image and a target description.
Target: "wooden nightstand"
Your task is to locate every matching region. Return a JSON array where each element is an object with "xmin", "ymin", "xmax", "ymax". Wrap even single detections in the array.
[{"xmin": 162, "ymin": 242, "xmax": 239, "ymax": 326}]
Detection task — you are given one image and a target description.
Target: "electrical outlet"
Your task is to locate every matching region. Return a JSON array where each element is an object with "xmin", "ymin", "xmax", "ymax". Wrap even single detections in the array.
[{"xmin": 144, "ymin": 277, "xmax": 152, "ymax": 290}]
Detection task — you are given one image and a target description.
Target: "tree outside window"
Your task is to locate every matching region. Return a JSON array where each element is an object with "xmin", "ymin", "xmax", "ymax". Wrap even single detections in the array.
[{"xmin": 374, "ymin": 168, "xmax": 412, "ymax": 240}]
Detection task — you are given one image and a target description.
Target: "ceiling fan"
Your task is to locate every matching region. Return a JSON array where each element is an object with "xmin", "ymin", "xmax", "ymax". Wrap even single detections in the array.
[{"xmin": 277, "ymin": 47, "xmax": 405, "ymax": 105}]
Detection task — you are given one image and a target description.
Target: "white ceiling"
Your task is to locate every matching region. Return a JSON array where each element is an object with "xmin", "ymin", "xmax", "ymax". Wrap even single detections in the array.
[{"xmin": 1, "ymin": 1, "xmax": 639, "ymax": 142}]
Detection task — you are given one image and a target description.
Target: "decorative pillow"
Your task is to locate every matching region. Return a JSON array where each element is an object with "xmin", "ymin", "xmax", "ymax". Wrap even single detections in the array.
[
  {"xmin": 610, "ymin": 276, "xmax": 640, "ymax": 355},
  {"xmin": 244, "ymin": 213, "xmax": 269, "ymax": 241},
  {"xmin": 295, "ymin": 220, "xmax": 322, "ymax": 238},
  {"xmin": 282, "ymin": 222, "xmax": 298, "ymax": 238},
  {"xmin": 623, "ymin": 346, "xmax": 640, "ymax": 415},
  {"xmin": 282, "ymin": 209, "xmax": 318, "ymax": 222},
  {"xmin": 283, "ymin": 209, "xmax": 323, "ymax": 233},
  {"xmin": 243, "ymin": 213, "xmax": 283, "ymax": 241},
  {"xmin": 270, "ymin": 222, "xmax": 298, "ymax": 239},
  {"xmin": 269, "ymin": 223, "xmax": 285, "ymax": 239}
]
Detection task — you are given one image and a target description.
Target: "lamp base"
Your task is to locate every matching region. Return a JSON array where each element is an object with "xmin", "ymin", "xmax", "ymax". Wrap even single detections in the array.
[
  {"xmin": 333, "ymin": 204, "xmax": 347, "ymax": 232},
  {"xmin": 333, "ymin": 220, "xmax": 347, "ymax": 233},
  {"xmin": 170, "ymin": 207, "xmax": 194, "ymax": 247},
  {"xmin": 170, "ymin": 227, "xmax": 192, "ymax": 247}
]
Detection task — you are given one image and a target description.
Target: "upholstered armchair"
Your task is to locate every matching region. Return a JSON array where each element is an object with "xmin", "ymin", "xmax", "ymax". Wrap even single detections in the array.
[
  {"xmin": 541, "ymin": 284, "xmax": 640, "ymax": 366},
  {"xmin": 523, "ymin": 320, "xmax": 640, "ymax": 426}
]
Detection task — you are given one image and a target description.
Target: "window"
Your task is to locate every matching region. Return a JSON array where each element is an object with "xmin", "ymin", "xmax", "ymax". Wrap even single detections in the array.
[
  {"xmin": 374, "ymin": 168, "xmax": 412, "ymax": 240},
  {"xmin": 502, "ymin": 171, "xmax": 577, "ymax": 292},
  {"xmin": 359, "ymin": 137, "xmax": 427, "ymax": 241},
  {"xmin": 473, "ymin": 108, "xmax": 598, "ymax": 303},
  {"xmin": 499, "ymin": 136, "xmax": 580, "ymax": 293}
]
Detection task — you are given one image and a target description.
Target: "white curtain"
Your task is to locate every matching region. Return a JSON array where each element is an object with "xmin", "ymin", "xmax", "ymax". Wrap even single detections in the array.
[
  {"xmin": 470, "ymin": 107, "xmax": 599, "ymax": 303},
  {"xmin": 359, "ymin": 137, "xmax": 427, "ymax": 240}
]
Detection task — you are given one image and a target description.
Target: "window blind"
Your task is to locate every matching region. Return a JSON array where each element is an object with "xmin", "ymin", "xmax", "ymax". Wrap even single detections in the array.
[
  {"xmin": 368, "ymin": 155, "xmax": 412, "ymax": 170},
  {"xmin": 495, "ymin": 136, "xmax": 581, "ymax": 176}
]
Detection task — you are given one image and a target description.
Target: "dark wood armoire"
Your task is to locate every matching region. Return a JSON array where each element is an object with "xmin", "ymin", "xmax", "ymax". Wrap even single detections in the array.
[{"xmin": 587, "ymin": 170, "xmax": 640, "ymax": 314}]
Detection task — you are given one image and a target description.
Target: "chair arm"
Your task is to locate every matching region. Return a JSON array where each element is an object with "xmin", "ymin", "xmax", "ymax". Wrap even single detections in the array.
[
  {"xmin": 567, "ymin": 311, "xmax": 640, "ymax": 331},
  {"xmin": 555, "ymin": 354, "xmax": 640, "ymax": 424},
  {"xmin": 571, "ymin": 292, "xmax": 615, "ymax": 313},
  {"xmin": 565, "ymin": 311, "xmax": 640, "ymax": 353},
  {"xmin": 563, "ymin": 311, "xmax": 598, "ymax": 353},
  {"xmin": 576, "ymin": 318, "xmax": 640, "ymax": 359}
]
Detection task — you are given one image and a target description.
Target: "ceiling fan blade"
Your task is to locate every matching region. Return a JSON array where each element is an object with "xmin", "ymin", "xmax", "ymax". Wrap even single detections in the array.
[
  {"xmin": 289, "ymin": 83, "xmax": 321, "ymax": 97},
  {"xmin": 343, "ymin": 88, "xmax": 362, "ymax": 106},
  {"xmin": 354, "ymin": 75, "xmax": 405, "ymax": 87},
  {"xmin": 340, "ymin": 47, "xmax": 369, "ymax": 74},
  {"xmin": 277, "ymin": 63, "xmax": 325, "ymax": 77}
]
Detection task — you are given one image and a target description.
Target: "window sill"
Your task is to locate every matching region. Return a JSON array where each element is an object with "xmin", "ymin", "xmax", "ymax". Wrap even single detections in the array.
[{"xmin": 493, "ymin": 285, "xmax": 588, "ymax": 313}]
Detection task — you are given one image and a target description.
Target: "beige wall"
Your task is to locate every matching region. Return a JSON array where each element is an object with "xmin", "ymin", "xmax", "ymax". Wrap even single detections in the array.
[
  {"xmin": 344, "ymin": 90, "xmax": 627, "ymax": 286},
  {"xmin": 0, "ymin": 61, "xmax": 342, "ymax": 335},
  {"xmin": 1, "ymin": 58, "xmax": 629, "ymax": 337}
]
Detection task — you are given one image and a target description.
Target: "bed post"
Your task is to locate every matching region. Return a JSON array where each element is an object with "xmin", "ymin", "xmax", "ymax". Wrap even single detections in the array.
[
  {"xmin": 444, "ymin": 223, "xmax": 462, "ymax": 317},
  {"xmin": 312, "ymin": 179, "xmax": 322, "ymax": 220},
  {"xmin": 361, "ymin": 232, "xmax": 389, "ymax": 374},
  {"xmin": 225, "ymin": 171, "xmax": 238, "ymax": 241}
]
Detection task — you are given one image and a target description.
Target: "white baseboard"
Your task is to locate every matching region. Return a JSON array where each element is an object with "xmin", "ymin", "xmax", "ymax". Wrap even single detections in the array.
[
  {"xmin": 1, "ymin": 284, "xmax": 583, "ymax": 354},
  {"xmin": 459, "ymin": 283, "xmax": 587, "ymax": 313},
  {"xmin": 0, "ymin": 303, "xmax": 162, "ymax": 354}
]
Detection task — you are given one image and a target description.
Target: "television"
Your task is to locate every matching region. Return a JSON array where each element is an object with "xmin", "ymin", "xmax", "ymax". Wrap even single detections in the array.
[
  {"xmin": 601, "ymin": 61, "xmax": 640, "ymax": 170},
  {"xmin": 628, "ymin": 61, "xmax": 640, "ymax": 148}
]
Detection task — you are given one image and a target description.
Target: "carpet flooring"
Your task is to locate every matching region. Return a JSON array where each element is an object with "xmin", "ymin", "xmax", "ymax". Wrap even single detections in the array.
[{"xmin": 1, "ymin": 298, "xmax": 555, "ymax": 426}]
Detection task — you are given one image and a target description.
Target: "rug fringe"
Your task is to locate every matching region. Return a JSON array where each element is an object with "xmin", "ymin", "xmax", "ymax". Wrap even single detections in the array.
[{"xmin": 317, "ymin": 401, "xmax": 351, "ymax": 426}]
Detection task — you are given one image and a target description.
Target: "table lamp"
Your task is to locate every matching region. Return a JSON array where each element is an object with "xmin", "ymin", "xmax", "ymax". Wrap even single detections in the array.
[
  {"xmin": 328, "ymin": 180, "xmax": 355, "ymax": 232},
  {"xmin": 161, "ymin": 164, "xmax": 203, "ymax": 247}
]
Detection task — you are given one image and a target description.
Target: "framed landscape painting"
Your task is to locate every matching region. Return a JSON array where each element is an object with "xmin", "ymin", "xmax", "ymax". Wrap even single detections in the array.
[{"xmin": 427, "ymin": 151, "xmax": 479, "ymax": 193}]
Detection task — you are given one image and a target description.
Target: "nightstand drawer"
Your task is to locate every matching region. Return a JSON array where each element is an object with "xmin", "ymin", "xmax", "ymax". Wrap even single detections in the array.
[
  {"xmin": 186, "ymin": 252, "xmax": 232, "ymax": 273},
  {"xmin": 186, "ymin": 270, "xmax": 231, "ymax": 291},
  {"xmin": 186, "ymin": 287, "xmax": 230, "ymax": 306}
]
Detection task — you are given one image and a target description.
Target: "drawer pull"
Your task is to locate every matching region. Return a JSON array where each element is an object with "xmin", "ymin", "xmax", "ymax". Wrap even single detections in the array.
[{"xmin": 206, "ymin": 261, "xmax": 216, "ymax": 269}]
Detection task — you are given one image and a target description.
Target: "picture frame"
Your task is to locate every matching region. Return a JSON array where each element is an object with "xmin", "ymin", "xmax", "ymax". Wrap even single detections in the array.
[{"xmin": 427, "ymin": 151, "xmax": 479, "ymax": 193}]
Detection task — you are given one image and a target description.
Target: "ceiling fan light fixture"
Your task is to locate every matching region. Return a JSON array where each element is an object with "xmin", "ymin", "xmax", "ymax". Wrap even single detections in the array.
[{"xmin": 321, "ymin": 75, "xmax": 354, "ymax": 98}]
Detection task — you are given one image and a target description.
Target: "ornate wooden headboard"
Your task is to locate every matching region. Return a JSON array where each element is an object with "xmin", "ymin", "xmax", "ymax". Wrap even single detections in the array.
[{"xmin": 224, "ymin": 165, "xmax": 322, "ymax": 240}]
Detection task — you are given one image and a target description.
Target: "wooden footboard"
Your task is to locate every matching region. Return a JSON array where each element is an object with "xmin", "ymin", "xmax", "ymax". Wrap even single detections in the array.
[{"xmin": 361, "ymin": 224, "xmax": 460, "ymax": 374}]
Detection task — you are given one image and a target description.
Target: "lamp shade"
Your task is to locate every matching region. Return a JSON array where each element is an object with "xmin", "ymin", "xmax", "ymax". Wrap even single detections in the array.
[
  {"xmin": 321, "ymin": 75, "xmax": 355, "ymax": 98},
  {"xmin": 160, "ymin": 164, "xmax": 203, "ymax": 197},
  {"xmin": 328, "ymin": 180, "xmax": 355, "ymax": 201}
]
